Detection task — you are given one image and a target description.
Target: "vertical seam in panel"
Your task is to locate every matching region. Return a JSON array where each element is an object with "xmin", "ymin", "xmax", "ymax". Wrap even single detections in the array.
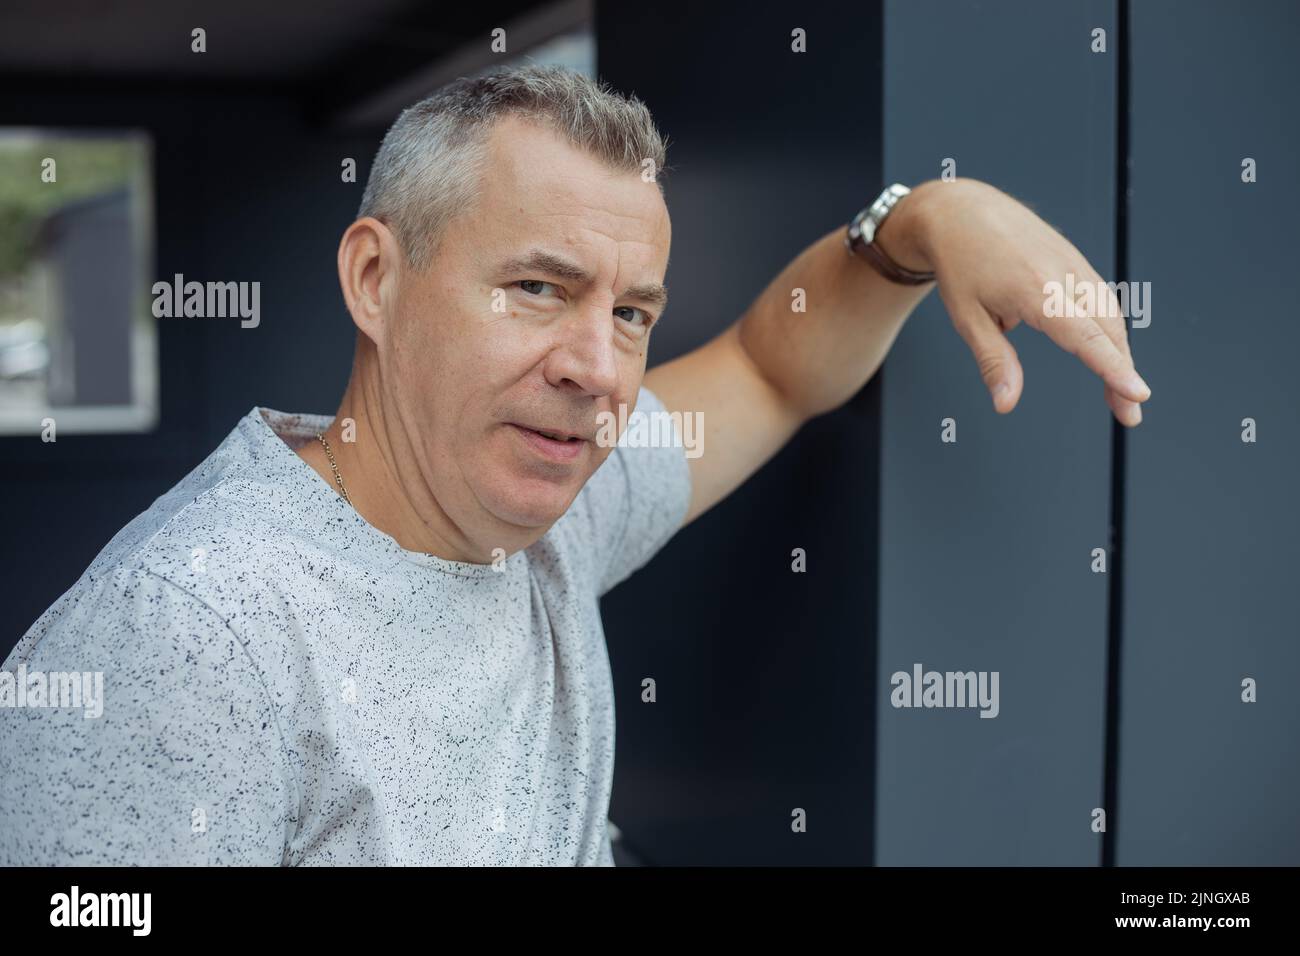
[{"xmin": 1101, "ymin": 0, "xmax": 1132, "ymax": 869}]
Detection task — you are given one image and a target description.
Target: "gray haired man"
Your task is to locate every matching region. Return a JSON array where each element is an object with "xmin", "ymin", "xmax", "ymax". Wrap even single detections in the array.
[{"xmin": 0, "ymin": 65, "xmax": 1150, "ymax": 865}]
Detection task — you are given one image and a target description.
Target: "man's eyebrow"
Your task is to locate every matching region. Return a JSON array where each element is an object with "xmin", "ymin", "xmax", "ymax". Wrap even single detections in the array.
[
  {"xmin": 622, "ymin": 282, "xmax": 669, "ymax": 309},
  {"xmin": 500, "ymin": 248, "xmax": 669, "ymax": 309}
]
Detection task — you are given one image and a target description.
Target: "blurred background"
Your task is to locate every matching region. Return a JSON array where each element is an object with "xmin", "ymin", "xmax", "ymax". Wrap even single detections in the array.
[{"xmin": 1, "ymin": 0, "xmax": 1296, "ymax": 865}]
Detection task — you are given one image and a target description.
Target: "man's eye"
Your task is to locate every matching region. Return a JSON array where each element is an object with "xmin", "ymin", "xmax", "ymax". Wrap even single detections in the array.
[
  {"xmin": 517, "ymin": 279, "xmax": 558, "ymax": 296},
  {"xmin": 614, "ymin": 306, "xmax": 651, "ymax": 328}
]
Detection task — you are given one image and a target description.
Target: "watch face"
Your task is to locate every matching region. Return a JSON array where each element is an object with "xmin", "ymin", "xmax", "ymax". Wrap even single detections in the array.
[
  {"xmin": 848, "ymin": 209, "xmax": 866, "ymax": 241},
  {"xmin": 859, "ymin": 210, "xmax": 879, "ymax": 244}
]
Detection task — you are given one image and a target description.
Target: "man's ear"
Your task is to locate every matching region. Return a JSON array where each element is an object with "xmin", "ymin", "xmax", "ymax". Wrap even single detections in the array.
[{"xmin": 337, "ymin": 217, "xmax": 403, "ymax": 347}]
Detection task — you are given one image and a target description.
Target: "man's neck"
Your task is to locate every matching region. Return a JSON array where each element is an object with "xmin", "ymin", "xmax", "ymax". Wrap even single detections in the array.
[{"xmin": 293, "ymin": 377, "xmax": 486, "ymax": 564}]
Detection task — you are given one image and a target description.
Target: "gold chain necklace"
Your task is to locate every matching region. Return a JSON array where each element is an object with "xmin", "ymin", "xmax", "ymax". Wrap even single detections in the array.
[{"xmin": 315, "ymin": 432, "xmax": 353, "ymax": 507}]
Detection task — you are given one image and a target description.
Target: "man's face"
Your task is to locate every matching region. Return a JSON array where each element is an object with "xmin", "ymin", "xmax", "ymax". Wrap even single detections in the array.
[{"xmin": 382, "ymin": 114, "xmax": 671, "ymax": 551}]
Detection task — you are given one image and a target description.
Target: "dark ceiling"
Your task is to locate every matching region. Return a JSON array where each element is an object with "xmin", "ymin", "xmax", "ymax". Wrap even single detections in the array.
[
  {"xmin": 0, "ymin": 0, "xmax": 440, "ymax": 80},
  {"xmin": 0, "ymin": 0, "xmax": 585, "ymax": 127}
]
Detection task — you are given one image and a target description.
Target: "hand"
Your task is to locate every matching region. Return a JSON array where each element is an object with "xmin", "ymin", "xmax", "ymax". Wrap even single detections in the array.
[{"xmin": 886, "ymin": 178, "xmax": 1151, "ymax": 426}]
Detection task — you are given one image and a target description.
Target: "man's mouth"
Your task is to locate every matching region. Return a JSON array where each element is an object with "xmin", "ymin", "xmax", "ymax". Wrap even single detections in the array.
[
  {"xmin": 508, "ymin": 423, "xmax": 588, "ymax": 461},
  {"xmin": 511, "ymin": 422, "xmax": 586, "ymax": 442},
  {"xmin": 530, "ymin": 427, "xmax": 579, "ymax": 442}
]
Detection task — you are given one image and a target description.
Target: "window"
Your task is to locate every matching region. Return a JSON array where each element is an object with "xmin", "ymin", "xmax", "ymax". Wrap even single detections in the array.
[{"xmin": 0, "ymin": 130, "xmax": 156, "ymax": 434}]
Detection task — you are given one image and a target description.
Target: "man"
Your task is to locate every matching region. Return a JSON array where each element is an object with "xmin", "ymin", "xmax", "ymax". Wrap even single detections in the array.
[{"xmin": 0, "ymin": 65, "xmax": 1149, "ymax": 865}]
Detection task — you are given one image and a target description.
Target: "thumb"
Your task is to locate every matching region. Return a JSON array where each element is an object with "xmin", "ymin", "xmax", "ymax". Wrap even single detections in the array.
[{"xmin": 947, "ymin": 301, "xmax": 1024, "ymax": 413}]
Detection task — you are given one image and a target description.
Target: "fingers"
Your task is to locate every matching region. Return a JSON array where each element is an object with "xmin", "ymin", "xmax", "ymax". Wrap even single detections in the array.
[
  {"xmin": 947, "ymin": 299, "xmax": 1025, "ymax": 413},
  {"xmin": 1038, "ymin": 275, "xmax": 1151, "ymax": 403},
  {"xmin": 1106, "ymin": 381, "xmax": 1142, "ymax": 427},
  {"xmin": 1057, "ymin": 313, "xmax": 1149, "ymax": 402},
  {"xmin": 1084, "ymin": 269, "xmax": 1144, "ymax": 426}
]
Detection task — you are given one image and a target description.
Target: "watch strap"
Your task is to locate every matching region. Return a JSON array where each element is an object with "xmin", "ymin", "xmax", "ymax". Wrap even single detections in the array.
[{"xmin": 844, "ymin": 184, "xmax": 936, "ymax": 286}]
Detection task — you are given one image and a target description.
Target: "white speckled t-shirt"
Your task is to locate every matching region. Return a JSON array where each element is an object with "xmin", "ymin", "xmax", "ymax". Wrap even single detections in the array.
[{"xmin": 0, "ymin": 385, "xmax": 690, "ymax": 866}]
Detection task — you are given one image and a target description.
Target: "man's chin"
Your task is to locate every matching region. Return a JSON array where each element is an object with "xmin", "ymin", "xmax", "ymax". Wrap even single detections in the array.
[
  {"xmin": 481, "ymin": 482, "xmax": 580, "ymax": 531},
  {"xmin": 474, "ymin": 436, "xmax": 594, "ymax": 530}
]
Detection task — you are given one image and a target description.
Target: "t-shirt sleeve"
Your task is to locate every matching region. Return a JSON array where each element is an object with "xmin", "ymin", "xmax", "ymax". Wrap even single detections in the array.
[
  {"xmin": 570, "ymin": 384, "xmax": 693, "ymax": 596},
  {"xmin": 0, "ymin": 566, "xmax": 296, "ymax": 865}
]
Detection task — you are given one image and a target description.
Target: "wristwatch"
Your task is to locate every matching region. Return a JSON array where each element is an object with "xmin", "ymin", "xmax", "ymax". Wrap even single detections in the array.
[{"xmin": 844, "ymin": 183, "xmax": 936, "ymax": 285}]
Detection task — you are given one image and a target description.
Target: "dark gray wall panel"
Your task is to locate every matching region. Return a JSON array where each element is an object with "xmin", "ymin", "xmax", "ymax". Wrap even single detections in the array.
[
  {"xmin": 1118, "ymin": 0, "xmax": 1300, "ymax": 865},
  {"xmin": 878, "ymin": 0, "xmax": 1117, "ymax": 864},
  {"xmin": 597, "ymin": 0, "xmax": 885, "ymax": 865}
]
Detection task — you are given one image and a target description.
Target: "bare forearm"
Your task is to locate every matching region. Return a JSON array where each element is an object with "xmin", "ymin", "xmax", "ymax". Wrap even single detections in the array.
[
  {"xmin": 735, "ymin": 182, "xmax": 941, "ymax": 421},
  {"xmin": 649, "ymin": 177, "xmax": 1150, "ymax": 530}
]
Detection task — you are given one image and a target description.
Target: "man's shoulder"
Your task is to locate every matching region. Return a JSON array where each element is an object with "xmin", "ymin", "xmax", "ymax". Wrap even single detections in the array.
[{"xmin": 75, "ymin": 407, "xmax": 346, "ymax": 619}]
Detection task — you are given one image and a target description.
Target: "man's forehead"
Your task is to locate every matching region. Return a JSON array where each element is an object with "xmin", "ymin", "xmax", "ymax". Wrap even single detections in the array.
[
  {"xmin": 462, "ymin": 117, "xmax": 671, "ymax": 289},
  {"xmin": 478, "ymin": 116, "xmax": 669, "ymax": 231}
]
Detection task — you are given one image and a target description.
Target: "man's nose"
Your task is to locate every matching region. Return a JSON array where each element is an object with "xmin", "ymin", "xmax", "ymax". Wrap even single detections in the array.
[{"xmin": 543, "ymin": 307, "xmax": 621, "ymax": 397}]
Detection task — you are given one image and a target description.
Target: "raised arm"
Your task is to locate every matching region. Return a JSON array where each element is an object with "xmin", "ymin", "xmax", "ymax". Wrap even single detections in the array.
[{"xmin": 645, "ymin": 178, "xmax": 1152, "ymax": 528}]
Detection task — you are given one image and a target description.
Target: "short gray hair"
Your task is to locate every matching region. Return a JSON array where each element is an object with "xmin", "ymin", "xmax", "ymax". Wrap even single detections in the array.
[{"xmin": 357, "ymin": 64, "xmax": 668, "ymax": 269}]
